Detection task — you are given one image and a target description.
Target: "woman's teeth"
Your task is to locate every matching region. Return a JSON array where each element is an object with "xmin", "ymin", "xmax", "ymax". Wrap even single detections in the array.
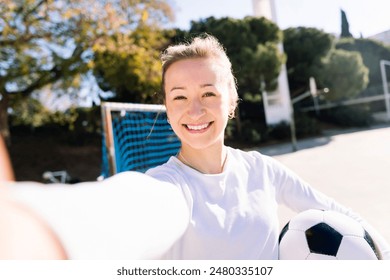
[{"xmin": 186, "ymin": 123, "xmax": 210, "ymax": 130}]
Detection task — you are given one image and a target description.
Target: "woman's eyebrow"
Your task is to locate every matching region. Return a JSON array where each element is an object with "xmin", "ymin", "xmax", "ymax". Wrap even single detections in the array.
[
  {"xmin": 169, "ymin": 86, "xmax": 186, "ymax": 93},
  {"xmin": 169, "ymin": 83, "xmax": 214, "ymax": 93}
]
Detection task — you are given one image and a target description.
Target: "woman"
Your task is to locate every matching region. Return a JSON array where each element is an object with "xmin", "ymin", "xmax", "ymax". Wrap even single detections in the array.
[{"xmin": 146, "ymin": 34, "xmax": 390, "ymax": 259}]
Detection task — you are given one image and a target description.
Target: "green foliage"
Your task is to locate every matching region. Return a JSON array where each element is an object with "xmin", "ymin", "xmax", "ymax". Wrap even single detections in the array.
[
  {"xmin": 294, "ymin": 113, "xmax": 321, "ymax": 137},
  {"xmin": 240, "ymin": 120, "xmax": 263, "ymax": 144},
  {"xmin": 225, "ymin": 113, "xmax": 268, "ymax": 145},
  {"xmin": 0, "ymin": 0, "xmax": 174, "ymax": 95},
  {"xmin": 340, "ymin": 9, "xmax": 353, "ymax": 38},
  {"xmin": 6, "ymin": 2, "xmax": 382, "ymax": 147},
  {"xmin": 319, "ymin": 105, "xmax": 373, "ymax": 127},
  {"xmin": 319, "ymin": 49, "xmax": 369, "ymax": 101},
  {"xmin": 62, "ymin": 106, "xmax": 102, "ymax": 145},
  {"xmin": 9, "ymin": 95, "xmax": 78, "ymax": 129},
  {"xmin": 267, "ymin": 121, "xmax": 291, "ymax": 140},
  {"xmin": 283, "ymin": 28, "xmax": 386, "ymax": 130},
  {"xmin": 186, "ymin": 16, "xmax": 285, "ymax": 94},
  {"xmin": 336, "ymin": 38, "xmax": 390, "ymax": 91},
  {"xmin": 283, "ymin": 27, "xmax": 333, "ymax": 96},
  {"xmin": 242, "ymin": 92, "xmax": 262, "ymax": 103},
  {"xmin": 1, "ymin": 0, "xmax": 94, "ymax": 96},
  {"xmin": 241, "ymin": 42, "xmax": 285, "ymax": 91},
  {"xmin": 267, "ymin": 114, "xmax": 320, "ymax": 141},
  {"xmin": 92, "ymin": 26, "xmax": 169, "ymax": 103},
  {"xmin": 0, "ymin": 0, "xmax": 174, "ymax": 140},
  {"xmin": 228, "ymin": 112, "xmax": 321, "ymax": 146}
]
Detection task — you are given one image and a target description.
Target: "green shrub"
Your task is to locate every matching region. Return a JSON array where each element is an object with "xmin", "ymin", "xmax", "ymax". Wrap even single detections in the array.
[
  {"xmin": 267, "ymin": 121, "xmax": 291, "ymax": 140},
  {"xmin": 241, "ymin": 120, "xmax": 263, "ymax": 144},
  {"xmin": 295, "ymin": 113, "xmax": 321, "ymax": 137}
]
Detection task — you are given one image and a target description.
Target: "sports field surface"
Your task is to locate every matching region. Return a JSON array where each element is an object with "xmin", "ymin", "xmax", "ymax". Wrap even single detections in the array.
[{"xmin": 257, "ymin": 124, "xmax": 390, "ymax": 243}]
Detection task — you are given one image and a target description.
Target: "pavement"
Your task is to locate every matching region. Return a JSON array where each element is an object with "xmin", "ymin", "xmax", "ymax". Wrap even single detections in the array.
[{"xmin": 255, "ymin": 123, "xmax": 390, "ymax": 243}]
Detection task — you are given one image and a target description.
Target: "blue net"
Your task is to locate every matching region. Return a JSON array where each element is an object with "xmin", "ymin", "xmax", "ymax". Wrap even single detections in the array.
[{"xmin": 101, "ymin": 108, "xmax": 181, "ymax": 178}]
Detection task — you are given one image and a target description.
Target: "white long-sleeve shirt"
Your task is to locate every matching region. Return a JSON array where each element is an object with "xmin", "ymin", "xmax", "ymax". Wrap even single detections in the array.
[
  {"xmin": 5, "ymin": 171, "xmax": 189, "ymax": 259},
  {"xmin": 146, "ymin": 147, "xmax": 390, "ymax": 259}
]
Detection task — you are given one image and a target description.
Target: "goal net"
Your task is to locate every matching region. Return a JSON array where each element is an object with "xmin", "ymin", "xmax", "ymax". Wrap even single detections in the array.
[{"xmin": 100, "ymin": 102, "xmax": 181, "ymax": 178}]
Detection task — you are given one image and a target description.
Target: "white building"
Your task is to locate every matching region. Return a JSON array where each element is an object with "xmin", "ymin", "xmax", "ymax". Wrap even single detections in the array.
[{"xmin": 252, "ymin": 0, "xmax": 292, "ymax": 126}]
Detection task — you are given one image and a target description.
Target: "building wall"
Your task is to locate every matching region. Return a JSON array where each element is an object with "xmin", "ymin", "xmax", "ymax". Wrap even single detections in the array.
[{"xmin": 369, "ymin": 30, "xmax": 390, "ymax": 45}]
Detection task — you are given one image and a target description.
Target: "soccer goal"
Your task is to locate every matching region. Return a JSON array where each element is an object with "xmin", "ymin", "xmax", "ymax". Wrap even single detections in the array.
[{"xmin": 100, "ymin": 102, "xmax": 181, "ymax": 178}]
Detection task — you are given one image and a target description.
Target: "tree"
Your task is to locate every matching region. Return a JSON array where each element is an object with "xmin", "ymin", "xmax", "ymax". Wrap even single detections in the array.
[
  {"xmin": 319, "ymin": 49, "xmax": 368, "ymax": 101},
  {"xmin": 336, "ymin": 38, "xmax": 390, "ymax": 93},
  {"xmin": 283, "ymin": 27, "xmax": 333, "ymax": 97},
  {"xmin": 341, "ymin": 9, "xmax": 353, "ymax": 38},
  {"xmin": 92, "ymin": 25, "xmax": 171, "ymax": 103},
  {"xmin": 187, "ymin": 16, "xmax": 284, "ymax": 95},
  {"xmin": 8, "ymin": 94, "xmax": 78, "ymax": 130},
  {"xmin": 0, "ymin": 0, "xmax": 174, "ymax": 143}
]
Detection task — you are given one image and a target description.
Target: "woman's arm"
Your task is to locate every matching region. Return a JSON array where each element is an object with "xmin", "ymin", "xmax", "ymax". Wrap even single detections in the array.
[
  {"xmin": 268, "ymin": 155, "xmax": 390, "ymax": 259},
  {"xmin": 0, "ymin": 136, "xmax": 14, "ymax": 182}
]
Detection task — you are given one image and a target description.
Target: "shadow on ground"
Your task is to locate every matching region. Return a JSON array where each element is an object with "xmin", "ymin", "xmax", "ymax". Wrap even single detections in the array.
[
  {"xmin": 257, "ymin": 135, "xmax": 333, "ymax": 156},
  {"xmin": 254, "ymin": 123, "xmax": 390, "ymax": 157}
]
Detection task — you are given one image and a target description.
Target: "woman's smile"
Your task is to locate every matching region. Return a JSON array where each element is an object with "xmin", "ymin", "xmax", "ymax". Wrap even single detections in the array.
[{"xmin": 183, "ymin": 122, "xmax": 213, "ymax": 133}]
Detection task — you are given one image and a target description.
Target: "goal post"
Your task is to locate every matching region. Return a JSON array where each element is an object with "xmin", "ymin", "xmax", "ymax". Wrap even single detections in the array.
[
  {"xmin": 380, "ymin": 60, "xmax": 390, "ymax": 121},
  {"xmin": 100, "ymin": 102, "xmax": 181, "ymax": 178}
]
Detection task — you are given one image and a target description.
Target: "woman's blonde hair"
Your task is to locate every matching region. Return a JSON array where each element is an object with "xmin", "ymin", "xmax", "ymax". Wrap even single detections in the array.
[{"xmin": 161, "ymin": 34, "xmax": 239, "ymax": 118}]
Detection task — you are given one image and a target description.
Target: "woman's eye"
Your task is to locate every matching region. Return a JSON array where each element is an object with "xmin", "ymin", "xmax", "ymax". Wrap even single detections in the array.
[
  {"xmin": 173, "ymin": 95, "xmax": 186, "ymax": 100},
  {"xmin": 203, "ymin": 92, "xmax": 216, "ymax": 97}
]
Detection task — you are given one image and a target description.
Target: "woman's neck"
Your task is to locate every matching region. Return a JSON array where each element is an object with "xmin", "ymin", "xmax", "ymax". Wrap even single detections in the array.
[{"xmin": 178, "ymin": 145, "xmax": 228, "ymax": 174}]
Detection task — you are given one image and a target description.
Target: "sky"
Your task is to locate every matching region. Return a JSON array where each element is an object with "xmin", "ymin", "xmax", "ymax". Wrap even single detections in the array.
[{"xmin": 170, "ymin": 0, "xmax": 390, "ymax": 38}]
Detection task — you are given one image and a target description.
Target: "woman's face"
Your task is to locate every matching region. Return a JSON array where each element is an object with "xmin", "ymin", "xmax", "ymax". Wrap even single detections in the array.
[{"xmin": 164, "ymin": 58, "xmax": 232, "ymax": 151}]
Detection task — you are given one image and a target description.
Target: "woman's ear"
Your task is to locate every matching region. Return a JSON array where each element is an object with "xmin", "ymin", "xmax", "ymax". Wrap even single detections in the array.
[{"xmin": 228, "ymin": 99, "xmax": 238, "ymax": 119}]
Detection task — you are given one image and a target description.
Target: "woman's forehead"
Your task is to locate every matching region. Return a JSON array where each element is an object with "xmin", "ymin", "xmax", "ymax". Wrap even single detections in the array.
[{"xmin": 165, "ymin": 58, "xmax": 229, "ymax": 83}]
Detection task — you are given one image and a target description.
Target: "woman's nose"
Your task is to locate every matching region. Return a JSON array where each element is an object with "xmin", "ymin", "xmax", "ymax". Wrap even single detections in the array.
[{"xmin": 187, "ymin": 98, "xmax": 205, "ymax": 119}]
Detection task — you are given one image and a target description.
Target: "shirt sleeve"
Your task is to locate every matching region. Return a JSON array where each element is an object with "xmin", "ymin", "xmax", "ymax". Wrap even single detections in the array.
[
  {"xmin": 264, "ymin": 155, "xmax": 390, "ymax": 260},
  {"xmin": 6, "ymin": 172, "xmax": 190, "ymax": 259}
]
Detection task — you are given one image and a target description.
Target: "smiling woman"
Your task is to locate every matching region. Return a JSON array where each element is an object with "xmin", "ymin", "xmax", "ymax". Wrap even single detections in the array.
[
  {"xmin": 145, "ymin": 34, "xmax": 390, "ymax": 260},
  {"xmin": 160, "ymin": 35, "xmax": 239, "ymax": 174},
  {"xmin": 164, "ymin": 58, "xmax": 231, "ymax": 170}
]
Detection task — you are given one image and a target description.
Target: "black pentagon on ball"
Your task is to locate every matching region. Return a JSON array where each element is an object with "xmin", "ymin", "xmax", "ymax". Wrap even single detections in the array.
[
  {"xmin": 305, "ymin": 222, "xmax": 343, "ymax": 256},
  {"xmin": 364, "ymin": 230, "xmax": 382, "ymax": 259}
]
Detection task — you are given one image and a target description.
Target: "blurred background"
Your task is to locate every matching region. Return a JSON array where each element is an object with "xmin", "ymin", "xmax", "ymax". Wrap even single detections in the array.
[{"xmin": 1, "ymin": 0, "xmax": 389, "ymax": 182}]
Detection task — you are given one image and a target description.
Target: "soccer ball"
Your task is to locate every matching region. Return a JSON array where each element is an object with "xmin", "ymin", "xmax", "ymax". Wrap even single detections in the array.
[{"xmin": 278, "ymin": 209, "xmax": 381, "ymax": 260}]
